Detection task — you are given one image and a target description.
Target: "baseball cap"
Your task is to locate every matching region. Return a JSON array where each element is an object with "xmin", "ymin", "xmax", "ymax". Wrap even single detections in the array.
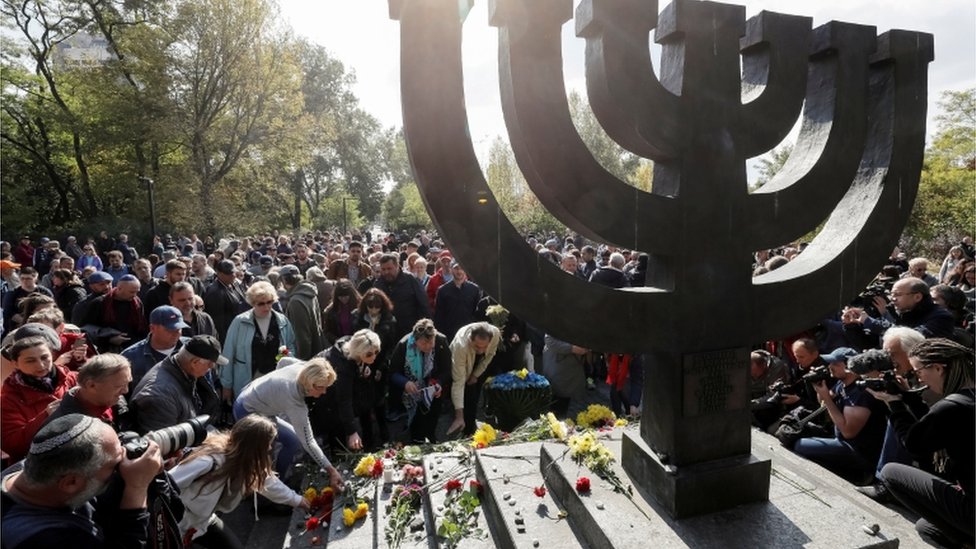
[
  {"xmin": 40, "ymin": 237, "xmax": 50, "ymax": 244},
  {"xmin": 150, "ymin": 305, "xmax": 190, "ymax": 330},
  {"xmin": 215, "ymin": 259, "xmax": 236, "ymax": 275},
  {"xmin": 278, "ymin": 264, "xmax": 300, "ymax": 277},
  {"xmin": 259, "ymin": 255, "xmax": 273, "ymax": 266},
  {"xmin": 88, "ymin": 272, "xmax": 113, "ymax": 284},
  {"xmin": 821, "ymin": 347, "xmax": 858, "ymax": 365},
  {"xmin": 185, "ymin": 335, "xmax": 228, "ymax": 366},
  {"xmin": 438, "ymin": 250, "xmax": 452, "ymax": 260}
]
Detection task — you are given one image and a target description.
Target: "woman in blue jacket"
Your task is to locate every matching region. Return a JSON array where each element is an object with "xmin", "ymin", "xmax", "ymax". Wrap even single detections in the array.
[{"xmin": 219, "ymin": 281, "xmax": 296, "ymax": 402}]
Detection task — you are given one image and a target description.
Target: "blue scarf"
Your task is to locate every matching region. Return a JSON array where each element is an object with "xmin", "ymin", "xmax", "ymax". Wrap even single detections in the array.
[{"xmin": 405, "ymin": 334, "xmax": 434, "ymax": 383}]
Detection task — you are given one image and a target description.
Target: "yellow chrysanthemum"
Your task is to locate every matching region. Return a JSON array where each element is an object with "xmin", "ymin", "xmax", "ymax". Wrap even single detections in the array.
[
  {"xmin": 471, "ymin": 422, "xmax": 498, "ymax": 448},
  {"xmin": 576, "ymin": 404, "xmax": 616, "ymax": 428},
  {"xmin": 614, "ymin": 418, "xmax": 628, "ymax": 427},
  {"xmin": 515, "ymin": 368, "xmax": 529, "ymax": 380},
  {"xmin": 354, "ymin": 455, "xmax": 376, "ymax": 477},
  {"xmin": 546, "ymin": 412, "xmax": 567, "ymax": 441},
  {"xmin": 343, "ymin": 507, "xmax": 356, "ymax": 527},
  {"xmin": 303, "ymin": 487, "xmax": 318, "ymax": 501},
  {"xmin": 355, "ymin": 502, "xmax": 369, "ymax": 519},
  {"xmin": 321, "ymin": 487, "xmax": 333, "ymax": 496}
]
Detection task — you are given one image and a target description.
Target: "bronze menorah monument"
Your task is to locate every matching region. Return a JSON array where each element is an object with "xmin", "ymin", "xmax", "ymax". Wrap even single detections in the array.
[{"xmin": 390, "ymin": 0, "xmax": 932, "ymax": 517}]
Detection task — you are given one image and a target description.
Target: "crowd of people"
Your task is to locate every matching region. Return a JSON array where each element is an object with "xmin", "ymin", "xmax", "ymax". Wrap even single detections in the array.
[{"xmin": 0, "ymin": 228, "xmax": 972, "ymax": 548}]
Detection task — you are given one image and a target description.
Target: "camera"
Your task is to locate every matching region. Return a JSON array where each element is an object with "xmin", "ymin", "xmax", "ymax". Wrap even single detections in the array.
[
  {"xmin": 802, "ymin": 365, "xmax": 833, "ymax": 385},
  {"xmin": 856, "ymin": 371, "xmax": 903, "ymax": 394},
  {"xmin": 849, "ymin": 282, "xmax": 889, "ymax": 318},
  {"xmin": 119, "ymin": 415, "xmax": 210, "ymax": 459}
]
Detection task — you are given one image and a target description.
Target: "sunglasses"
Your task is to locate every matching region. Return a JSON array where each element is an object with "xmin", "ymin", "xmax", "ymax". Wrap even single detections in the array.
[{"xmin": 255, "ymin": 299, "xmax": 275, "ymax": 307}]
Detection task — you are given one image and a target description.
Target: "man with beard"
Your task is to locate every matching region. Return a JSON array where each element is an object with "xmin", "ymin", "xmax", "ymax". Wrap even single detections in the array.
[
  {"xmin": 0, "ymin": 414, "xmax": 162, "ymax": 548},
  {"xmin": 373, "ymin": 254, "xmax": 431, "ymax": 338}
]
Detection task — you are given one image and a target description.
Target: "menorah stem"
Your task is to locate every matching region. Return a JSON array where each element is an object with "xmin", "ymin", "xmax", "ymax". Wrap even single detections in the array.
[{"xmin": 624, "ymin": 346, "xmax": 771, "ymax": 518}]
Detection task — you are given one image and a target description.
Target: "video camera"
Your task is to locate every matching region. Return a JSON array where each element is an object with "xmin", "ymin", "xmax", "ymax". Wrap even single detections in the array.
[
  {"xmin": 119, "ymin": 415, "xmax": 210, "ymax": 459},
  {"xmin": 849, "ymin": 282, "xmax": 889, "ymax": 318},
  {"xmin": 801, "ymin": 365, "xmax": 833, "ymax": 385},
  {"xmin": 856, "ymin": 371, "xmax": 904, "ymax": 394}
]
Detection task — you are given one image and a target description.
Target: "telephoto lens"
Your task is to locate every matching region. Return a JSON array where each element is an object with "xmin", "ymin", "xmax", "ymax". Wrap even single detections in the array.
[{"xmin": 119, "ymin": 415, "xmax": 210, "ymax": 458}]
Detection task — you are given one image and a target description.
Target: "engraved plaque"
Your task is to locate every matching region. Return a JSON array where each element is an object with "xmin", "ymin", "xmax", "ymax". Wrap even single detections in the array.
[{"xmin": 682, "ymin": 349, "xmax": 748, "ymax": 418}]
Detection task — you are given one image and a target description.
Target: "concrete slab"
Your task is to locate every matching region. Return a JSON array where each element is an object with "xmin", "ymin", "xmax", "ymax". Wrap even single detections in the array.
[
  {"xmin": 539, "ymin": 426, "xmax": 923, "ymax": 549},
  {"xmin": 426, "ymin": 451, "xmax": 492, "ymax": 548},
  {"xmin": 474, "ymin": 442, "xmax": 587, "ymax": 549}
]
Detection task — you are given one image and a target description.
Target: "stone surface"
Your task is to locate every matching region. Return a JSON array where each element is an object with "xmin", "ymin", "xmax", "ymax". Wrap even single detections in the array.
[
  {"xmin": 474, "ymin": 442, "xmax": 585, "ymax": 549},
  {"xmin": 535, "ymin": 427, "xmax": 919, "ymax": 549},
  {"xmin": 392, "ymin": 0, "xmax": 933, "ymax": 518},
  {"xmin": 423, "ymin": 452, "xmax": 492, "ymax": 549}
]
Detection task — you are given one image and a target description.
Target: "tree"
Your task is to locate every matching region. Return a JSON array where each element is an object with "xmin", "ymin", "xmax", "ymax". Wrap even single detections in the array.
[
  {"xmin": 903, "ymin": 89, "xmax": 976, "ymax": 258},
  {"xmin": 567, "ymin": 90, "xmax": 652, "ymax": 191},
  {"xmin": 168, "ymin": 0, "xmax": 303, "ymax": 235},
  {"xmin": 752, "ymin": 144, "xmax": 793, "ymax": 190}
]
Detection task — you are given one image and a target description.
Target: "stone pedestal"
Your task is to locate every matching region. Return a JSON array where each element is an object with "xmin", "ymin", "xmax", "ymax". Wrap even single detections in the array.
[{"xmin": 621, "ymin": 430, "xmax": 771, "ymax": 518}]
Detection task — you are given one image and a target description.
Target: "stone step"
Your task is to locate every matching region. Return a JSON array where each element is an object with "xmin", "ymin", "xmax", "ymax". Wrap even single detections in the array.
[
  {"xmin": 536, "ymin": 426, "xmax": 918, "ymax": 549},
  {"xmin": 474, "ymin": 441, "xmax": 588, "ymax": 549},
  {"xmin": 424, "ymin": 451, "xmax": 493, "ymax": 548}
]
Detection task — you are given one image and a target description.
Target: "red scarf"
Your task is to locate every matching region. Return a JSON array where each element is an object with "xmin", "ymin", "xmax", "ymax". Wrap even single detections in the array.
[{"xmin": 101, "ymin": 288, "xmax": 147, "ymax": 335}]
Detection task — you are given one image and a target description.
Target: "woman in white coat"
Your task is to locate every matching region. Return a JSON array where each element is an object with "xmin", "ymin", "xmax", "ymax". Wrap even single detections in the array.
[{"xmin": 169, "ymin": 415, "xmax": 309, "ymax": 548}]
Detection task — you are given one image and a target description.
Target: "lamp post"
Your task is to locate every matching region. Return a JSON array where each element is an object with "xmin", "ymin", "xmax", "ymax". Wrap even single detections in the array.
[{"xmin": 138, "ymin": 176, "xmax": 157, "ymax": 243}]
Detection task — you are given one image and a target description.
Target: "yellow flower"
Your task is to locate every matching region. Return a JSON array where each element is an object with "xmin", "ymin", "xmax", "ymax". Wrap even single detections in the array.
[
  {"xmin": 471, "ymin": 423, "xmax": 498, "ymax": 448},
  {"xmin": 321, "ymin": 487, "xmax": 333, "ymax": 496},
  {"xmin": 546, "ymin": 412, "xmax": 567, "ymax": 441},
  {"xmin": 354, "ymin": 454, "xmax": 376, "ymax": 477},
  {"xmin": 482, "ymin": 423, "xmax": 497, "ymax": 442},
  {"xmin": 355, "ymin": 502, "xmax": 369, "ymax": 519},
  {"xmin": 303, "ymin": 487, "xmax": 318, "ymax": 501},
  {"xmin": 343, "ymin": 507, "xmax": 356, "ymax": 527},
  {"xmin": 614, "ymin": 418, "xmax": 628, "ymax": 427},
  {"xmin": 576, "ymin": 404, "xmax": 616, "ymax": 428},
  {"xmin": 515, "ymin": 368, "xmax": 528, "ymax": 380}
]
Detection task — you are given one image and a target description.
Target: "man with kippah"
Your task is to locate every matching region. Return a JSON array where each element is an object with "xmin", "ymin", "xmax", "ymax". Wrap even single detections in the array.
[{"xmin": 1, "ymin": 413, "xmax": 162, "ymax": 548}]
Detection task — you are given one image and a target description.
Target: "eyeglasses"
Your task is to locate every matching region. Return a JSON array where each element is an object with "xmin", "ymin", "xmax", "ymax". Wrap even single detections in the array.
[
  {"xmin": 255, "ymin": 299, "xmax": 275, "ymax": 307},
  {"xmin": 912, "ymin": 363, "xmax": 936, "ymax": 373},
  {"xmin": 888, "ymin": 292, "xmax": 916, "ymax": 298}
]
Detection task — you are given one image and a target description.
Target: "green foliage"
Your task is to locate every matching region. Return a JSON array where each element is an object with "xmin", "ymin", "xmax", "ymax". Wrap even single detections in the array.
[
  {"xmin": 479, "ymin": 92, "xmax": 654, "ymax": 235},
  {"xmin": 0, "ymin": 0, "xmax": 395, "ymax": 245},
  {"xmin": 752, "ymin": 144, "xmax": 793, "ymax": 190},
  {"xmin": 903, "ymin": 89, "xmax": 976, "ymax": 259},
  {"xmin": 437, "ymin": 490, "xmax": 484, "ymax": 548},
  {"xmin": 383, "ymin": 181, "xmax": 432, "ymax": 230}
]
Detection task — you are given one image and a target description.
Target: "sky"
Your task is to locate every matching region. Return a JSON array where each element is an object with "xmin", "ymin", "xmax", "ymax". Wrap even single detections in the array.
[{"xmin": 279, "ymin": 0, "xmax": 976, "ymax": 174}]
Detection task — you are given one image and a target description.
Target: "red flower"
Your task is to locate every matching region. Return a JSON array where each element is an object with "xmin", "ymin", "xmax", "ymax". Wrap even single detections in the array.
[
  {"xmin": 305, "ymin": 517, "xmax": 320, "ymax": 531},
  {"xmin": 384, "ymin": 448, "xmax": 398, "ymax": 459},
  {"xmin": 575, "ymin": 477, "xmax": 591, "ymax": 494},
  {"xmin": 533, "ymin": 485, "xmax": 546, "ymax": 498},
  {"xmin": 469, "ymin": 479, "xmax": 483, "ymax": 496},
  {"xmin": 370, "ymin": 458, "xmax": 385, "ymax": 478},
  {"xmin": 445, "ymin": 479, "xmax": 463, "ymax": 492}
]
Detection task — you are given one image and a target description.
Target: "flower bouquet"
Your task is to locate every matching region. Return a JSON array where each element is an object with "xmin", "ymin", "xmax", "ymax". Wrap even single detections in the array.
[{"xmin": 482, "ymin": 368, "xmax": 552, "ymax": 431}]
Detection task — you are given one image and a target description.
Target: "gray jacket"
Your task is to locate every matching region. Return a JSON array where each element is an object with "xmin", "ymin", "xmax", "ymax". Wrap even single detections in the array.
[{"xmin": 130, "ymin": 354, "xmax": 220, "ymax": 434}]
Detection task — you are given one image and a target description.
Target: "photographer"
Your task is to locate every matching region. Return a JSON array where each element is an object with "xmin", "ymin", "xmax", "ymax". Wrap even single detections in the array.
[
  {"xmin": 792, "ymin": 348, "xmax": 887, "ymax": 483},
  {"xmin": 1, "ymin": 414, "xmax": 162, "ymax": 548},
  {"xmin": 853, "ymin": 278, "xmax": 954, "ymax": 339},
  {"xmin": 871, "ymin": 339, "xmax": 974, "ymax": 548},
  {"xmin": 848, "ymin": 349, "xmax": 928, "ymax": 501}
]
